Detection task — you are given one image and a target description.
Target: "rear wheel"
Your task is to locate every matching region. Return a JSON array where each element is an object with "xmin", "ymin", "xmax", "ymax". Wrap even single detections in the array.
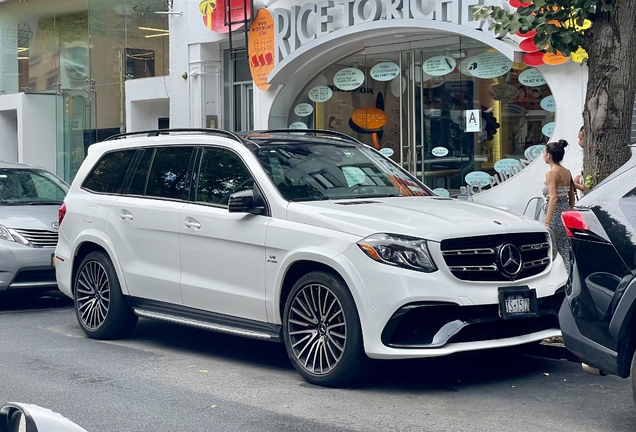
[
  {"xmin": 282, "ymin": 271, "xmax": 370, "ymax": 387},
  {"xmin": 73, "ymin": 251, "xmax": 137, "ymax": 339}
]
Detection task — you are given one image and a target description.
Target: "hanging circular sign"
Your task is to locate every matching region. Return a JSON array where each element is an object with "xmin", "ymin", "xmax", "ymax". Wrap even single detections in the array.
[
  {"xmin": 333, "ymin": 68, "xmax": 365, "ymax": 91},
  {"xmin": 459, "ymin": 56, "xmax": 476, "ymax": 76},
  {"xmin": 426, "ymin": 76, "xmax": 445, "ymax": 88},
  {"xmin": 519, "ymin": 38, "xmax": 539, "ymax": 53},
  {"xmin": 422, "ymin": 56, "xmax": 456, "ymax": 77},
  {"xmin": 370, "ymin": 62, "xmax": 401, "ymax": 82},
  {"xmin": 465, "ymin": 171, "xmax": 491, "ymax": 187},
  {"xmin": 543, "ymin": 51, "xmax": 569, "ymax": 65},
  {"xmin": 294, "ymin": 103, "xmax": 314, "ymax": 117},
  {"xmin": 469, "ymin": 52, "xmax": 513, "ymax": 79},
  {"xmin": 542, "ymin": 121, "xmax": 555, "ymax": 137},
  {"xmin": 379, "ymin": 147, "xmax": 395, "ymax": 157},
  {"xmin": 524, "ymin": 144, "xmax": 545, "ymax": 161},
  {"xmin": 433, "ymin": 188, "xmax": 450, "ymax": 197},
  {"xmin": 518, "ymin": 68, "xmax": 546, "ymax": 87},
  {"xmin": 390, "ymin": 76, "xmax": 406, "ymax": 97},
  {"xmin": 494, "ymin": 158, "xmax": 523, "ymax": 173},
  {"xmin": 432, "ymin": 147, "xmax": 449, "ymax": 157},
  {"xmin": 522, "ymin": 52, "xmax": 545, "ymax": 67},
  {"xmin": 564, "ymin": 18, "xmax": 592, "ymax": 31},
  {"xmin": 308, "ymin": 86, "xmax": 333, "ymax": 102},
  {"xmin": 570, "ymin": 47, "xmax": 589, "ymax": 63},
  {"xmin": 540, "ymin": 95, "xmax": 556, "ymax": 112},
  {"xmin": 289, "ymin": 121, "xmax": 308, "ymax": 129}
]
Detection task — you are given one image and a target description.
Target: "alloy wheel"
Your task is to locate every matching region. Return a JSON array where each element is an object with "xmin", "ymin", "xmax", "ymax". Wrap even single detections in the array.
[
  {"xmin": 287, "ymin": 283, "xmax": 347, "ymax": 376},
  {"xmin": 76, "ymin": 260, "xmax": 111, "ymax": 330}
]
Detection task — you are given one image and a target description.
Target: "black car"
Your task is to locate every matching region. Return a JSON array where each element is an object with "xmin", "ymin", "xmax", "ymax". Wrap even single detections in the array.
[{"xmin": 559, "ymin": 144, "xmax": 636, "ymax": 401}]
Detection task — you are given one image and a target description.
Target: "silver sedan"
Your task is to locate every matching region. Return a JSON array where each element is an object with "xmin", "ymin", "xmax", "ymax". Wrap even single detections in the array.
[{"xmin": 0, "ymin": 162, "xmax": 69, "ymax": 292}]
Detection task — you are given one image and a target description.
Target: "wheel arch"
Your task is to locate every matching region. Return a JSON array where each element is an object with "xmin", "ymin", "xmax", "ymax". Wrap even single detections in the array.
[{"xmin": 71, "ymin": 231, "xmax": 129, "ymax": 295}]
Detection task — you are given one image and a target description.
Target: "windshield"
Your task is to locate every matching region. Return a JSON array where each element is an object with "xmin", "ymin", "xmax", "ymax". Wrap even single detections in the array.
[
  {"xmin": 252, "ymin": 142, "xmax": 432, "ymax": 202},
  {"xmin": 0, "ymin": 168, "xmax": 69, "ymax": 206}
]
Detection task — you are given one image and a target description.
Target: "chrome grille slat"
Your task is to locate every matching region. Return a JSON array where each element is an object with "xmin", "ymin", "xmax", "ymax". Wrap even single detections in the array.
[
  {"xmin": 523, "ymin": 257, "xmax": 551, "ymax": 269},
  {"xmin": 442, "ymin": 248, "xmax": 495, "ymax": 256},
  {"xmin": 520, "ymin": 242, "xmax": 549, "ymax": 251},
  {"xmin": 448, "ymin": 265, "xmax": 498, "ymax": 272},
  {"xmin": 12, "ymin": 229, "xmax": 58, "ymax": 248}
]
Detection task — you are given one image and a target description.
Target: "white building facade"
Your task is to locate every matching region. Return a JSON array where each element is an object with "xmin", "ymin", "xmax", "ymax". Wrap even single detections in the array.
[{"xmin": 0, "ymin": 0, "xmax": 586, "ymax": 215}]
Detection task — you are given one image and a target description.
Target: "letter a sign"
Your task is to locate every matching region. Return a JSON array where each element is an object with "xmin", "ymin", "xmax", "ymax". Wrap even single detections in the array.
[{"xmin": 465, "ymin": 109, "xmax": 481, "ymax": 132}]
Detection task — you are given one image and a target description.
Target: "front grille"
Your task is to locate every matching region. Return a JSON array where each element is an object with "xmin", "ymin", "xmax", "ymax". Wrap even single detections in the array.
[
  {"xmin": 12, "ymin": 269, "xmax": 56, "ymax": 284},
  {"xmin": 441, "ymin": 233, "xmax": 550, "ymax": 281},
  {"xmin": 383, "ymin": 291, "xmax": 564, "ymax": 348},
  {"xmin": 12, "ymin": 229, "xmax": 58, "ymax": 248}
]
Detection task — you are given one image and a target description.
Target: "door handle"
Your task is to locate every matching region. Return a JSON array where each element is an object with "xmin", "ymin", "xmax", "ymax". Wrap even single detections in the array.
[
  {"xmin": 184, "ymin": 217, "xmax": 201, "ymax": 230},
  {"xmin": 120, "ymin": 210, "xmax": 133, "ymax": 221}
]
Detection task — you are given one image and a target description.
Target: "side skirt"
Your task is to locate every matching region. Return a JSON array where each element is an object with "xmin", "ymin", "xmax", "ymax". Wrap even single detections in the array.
[{"xmin": 128, "ymin": 297, "xmax": 282, "ymax": 343}]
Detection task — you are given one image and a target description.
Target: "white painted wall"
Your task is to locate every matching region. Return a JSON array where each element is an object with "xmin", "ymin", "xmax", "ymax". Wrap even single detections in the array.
[
  {"xmin": 20, "ymin": 94, "xmax": 57, "ymax": 172},
  {"xmin": 0, "ymin": 109, "xmax": 18, "ymax": 162},
  {"xmin": 125, "ymin": 76, "xmax": 170, "ymax": 131}
]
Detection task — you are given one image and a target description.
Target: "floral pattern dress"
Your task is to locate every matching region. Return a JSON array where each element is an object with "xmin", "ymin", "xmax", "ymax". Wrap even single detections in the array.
[{"xmin": 543, "ymin": 184, "xmax": 572, "ymax": 273}]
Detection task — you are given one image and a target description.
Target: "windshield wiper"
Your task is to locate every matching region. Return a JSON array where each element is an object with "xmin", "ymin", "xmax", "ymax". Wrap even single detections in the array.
[{"xmin": 350, "ymin": 193, "xmax": 400, "ymax": 199}]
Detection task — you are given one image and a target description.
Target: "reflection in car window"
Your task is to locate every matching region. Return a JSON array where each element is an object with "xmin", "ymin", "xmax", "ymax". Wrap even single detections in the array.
[
  {"xmin": 145, "ymin": 147, "xmax": 194, "ymax": 199},
  {"xmin": 251, "ymin": 142, "xmax": 432, "ymax": 202},
  {"xmin": 0, "ymin": 169, "xmax": 69, "ymax": 205},
  {"xmin": 83, "ymin": 150, "xmax": 136, "ymax": 194},
  {"xmin": 128, "ymin": 148, "xmax": 155, "ymax": 196},
  {"xmin": 196, "ymin": 148, "xmax": 254, "ymax": 206}
]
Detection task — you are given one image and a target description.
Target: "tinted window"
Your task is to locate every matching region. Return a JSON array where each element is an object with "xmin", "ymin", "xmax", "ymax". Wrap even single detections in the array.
[
  {"xmin": 83, "ymin": 150, "xmax": 135, "ymax": 194},
  {"xmin": 128, "ymin": 148, "xmax": 155, "ymax": 196},
  {"xmin": 196, "ymin": 148, "xmax": 254, "ymax": 206},
  {"xmin": 145, "ymin": 147, "xmax": 194, "ymax": 199}
]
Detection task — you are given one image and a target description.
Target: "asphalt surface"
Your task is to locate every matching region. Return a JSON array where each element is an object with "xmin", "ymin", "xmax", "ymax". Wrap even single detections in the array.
[{"xmin": 1, "ymin": 291, "xmax": 636, "ymax": 432}]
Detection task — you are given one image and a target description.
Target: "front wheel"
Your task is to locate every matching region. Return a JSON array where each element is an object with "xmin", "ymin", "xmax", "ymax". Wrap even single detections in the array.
[
  {"xmin": 73, "ymin": 251, "xmax": 137, "ymax": 339},
  {"xmin": 282, "ymin": 271, "xmax": 370, "ymax": 387}
]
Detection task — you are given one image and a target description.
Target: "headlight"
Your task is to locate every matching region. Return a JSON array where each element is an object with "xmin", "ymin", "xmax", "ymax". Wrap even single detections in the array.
[
  {"xmin": 0, "ymin": 224, "xmax": 29, "ymax": 246},
  {"xmin": 546, "ymin": 229, "xmax": 558, "ymax": 260},
  {"xmin": 357, "ymin": 233, "xmax": 437, "ymax": 273}
]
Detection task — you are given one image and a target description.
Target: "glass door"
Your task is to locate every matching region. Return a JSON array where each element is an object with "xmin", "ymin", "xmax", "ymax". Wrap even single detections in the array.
[{"xmin": 57, "ymin": 89, "xmax": 96, "ymax": 182}]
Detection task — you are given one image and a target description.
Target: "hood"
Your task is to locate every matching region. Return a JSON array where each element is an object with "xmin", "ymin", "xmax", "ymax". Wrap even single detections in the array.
[
  {"xmin": 0, "ymin": 205, "xmax": 60, "ymax": 231},
  {"xmin": 286, "ymin": 197, "xmax": 545, "ymax": 241}
]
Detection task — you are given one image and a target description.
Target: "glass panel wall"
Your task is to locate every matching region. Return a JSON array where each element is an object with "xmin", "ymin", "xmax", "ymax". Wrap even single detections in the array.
[
  {"xmin": 0, "ymin": 0, "xmax": 169, "ymax": 182},
  {"xmin": 285, "ymin": 37, "xmax": 555, "ymax": 197}
]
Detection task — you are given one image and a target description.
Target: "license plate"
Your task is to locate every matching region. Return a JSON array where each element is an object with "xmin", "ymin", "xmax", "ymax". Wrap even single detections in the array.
[
  {"xmin": 498, "ymin": 286, "xmax": 538, "ymax": 319},
  {"xmin": 51, "ymin": 253, "xmax": 56, "ymax": 267}
]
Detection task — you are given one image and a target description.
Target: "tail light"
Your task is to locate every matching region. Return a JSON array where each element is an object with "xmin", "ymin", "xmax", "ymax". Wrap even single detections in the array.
[
  {"xmin": 58, "ymin": 203, "xmax": 67, "ymax": 226},
  {"xmin": 561, "ymin": 210, "xmax": 588, "ymax": 237}
]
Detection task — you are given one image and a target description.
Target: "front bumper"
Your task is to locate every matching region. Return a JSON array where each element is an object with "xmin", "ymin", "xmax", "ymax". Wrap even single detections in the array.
[{"xmin": 0, "ymin": 242, "xmax": 57, "ymax": 291}]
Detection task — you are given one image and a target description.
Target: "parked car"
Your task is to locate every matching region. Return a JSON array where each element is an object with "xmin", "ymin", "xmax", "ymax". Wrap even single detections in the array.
[
  {"xmin": 559, "ymin": 143, "xmax": 636, "ymax": 401},
  {"xmin": 0, "ymin": 162, "xmax": 69, "ymax": 293},
  {"xmin": 55, "ymin": 129, "xmax": 568, "ymax": 386}
]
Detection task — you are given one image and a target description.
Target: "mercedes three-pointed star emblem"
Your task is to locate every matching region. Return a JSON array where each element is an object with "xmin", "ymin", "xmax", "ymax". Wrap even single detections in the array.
[{"xmin": 499, "ymin": 243, "xmax": 523, "ymax": 277}]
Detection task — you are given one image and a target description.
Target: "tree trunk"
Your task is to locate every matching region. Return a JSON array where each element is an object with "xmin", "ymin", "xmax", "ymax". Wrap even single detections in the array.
[{"xmin": 582, "ymin": 0, "xmax": 636, "ymax": 186}]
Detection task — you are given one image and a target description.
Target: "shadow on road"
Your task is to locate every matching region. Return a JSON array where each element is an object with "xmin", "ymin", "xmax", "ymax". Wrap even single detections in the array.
[{"xmin": 0, "ymin": 290, "xmax": 73, "ymax": 312}]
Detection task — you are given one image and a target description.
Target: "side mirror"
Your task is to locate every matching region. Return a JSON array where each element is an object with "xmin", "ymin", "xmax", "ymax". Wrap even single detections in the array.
[
  {"xmin": 0, "ymin": 402, "xmax": 87, "ymax": 432},
  {"xmin": 228, "ymin": 189, "xmax": 266, "ymax": 215}
]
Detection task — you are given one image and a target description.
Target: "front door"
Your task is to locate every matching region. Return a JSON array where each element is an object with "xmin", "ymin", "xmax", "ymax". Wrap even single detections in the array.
[{"xmin": 179, "ymin": 146, "xmax": 269, "ymax": 322}]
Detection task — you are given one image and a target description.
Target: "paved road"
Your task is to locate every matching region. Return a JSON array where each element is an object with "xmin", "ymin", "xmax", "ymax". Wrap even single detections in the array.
[{"xmin": 1, "ymin": 292, "xmax": 636, "ymax": 432}]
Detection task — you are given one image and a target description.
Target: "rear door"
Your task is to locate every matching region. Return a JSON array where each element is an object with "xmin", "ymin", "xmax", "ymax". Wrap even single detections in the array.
[{"xmin": 106, "ymin": 146, "xmax": 195, "ymax": 304}]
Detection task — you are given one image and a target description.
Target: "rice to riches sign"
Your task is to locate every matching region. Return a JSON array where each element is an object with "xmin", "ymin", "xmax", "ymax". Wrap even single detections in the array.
[
  {"xmin": 273, "ymin": 0, "xmax": 507, "ymax": 63},
  {"xmin": 249, "ymin": 9, "xmax": 276, "ymax": 90}
]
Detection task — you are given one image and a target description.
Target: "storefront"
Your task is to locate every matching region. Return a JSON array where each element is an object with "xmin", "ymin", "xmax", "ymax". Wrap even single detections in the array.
[{"xmin": 254, "ymin": 0, "xmax": 585, "ymax": 214}]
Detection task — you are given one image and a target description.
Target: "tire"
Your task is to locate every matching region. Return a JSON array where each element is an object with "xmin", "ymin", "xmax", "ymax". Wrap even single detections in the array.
[
  {"xmin": 282, "ymin": 271, "xmax": 370, "ymax": 387},
  {"xmin": 73, "ymin": 251, "xmax": 138, "ymax": 339}
]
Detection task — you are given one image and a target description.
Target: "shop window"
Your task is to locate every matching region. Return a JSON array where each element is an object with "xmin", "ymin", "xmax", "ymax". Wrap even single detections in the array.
[
  {"xmin": 223, "ymin": 49, "xmax": 254, "ymax": 132},
  {"xmin": 126, "ymin": 48, "xmax": 155, "ymax": 79},
  {"xmin": 282, "ymin": 38, "xmax": 555, "ymax": 198}
]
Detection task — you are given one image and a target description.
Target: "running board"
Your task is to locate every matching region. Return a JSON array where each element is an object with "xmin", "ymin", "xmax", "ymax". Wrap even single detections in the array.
[{"xmin": 128, "ymin": 298, "xmax": 282, "ymax": 342}]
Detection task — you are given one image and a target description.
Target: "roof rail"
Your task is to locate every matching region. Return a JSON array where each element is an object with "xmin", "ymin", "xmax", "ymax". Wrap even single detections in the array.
[
  {"xmin": 103, "ymin": 128, "xmax": 244, "ymax": 144},
  {"xmin": 246, "ymin": 129, "xmax": 362, "ymax": 144}
]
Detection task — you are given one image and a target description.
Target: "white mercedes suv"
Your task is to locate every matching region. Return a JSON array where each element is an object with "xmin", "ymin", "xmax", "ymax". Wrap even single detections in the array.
[{"xmin": 55, "ymin": 129, "xmax": 568, "ymax": 386}]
